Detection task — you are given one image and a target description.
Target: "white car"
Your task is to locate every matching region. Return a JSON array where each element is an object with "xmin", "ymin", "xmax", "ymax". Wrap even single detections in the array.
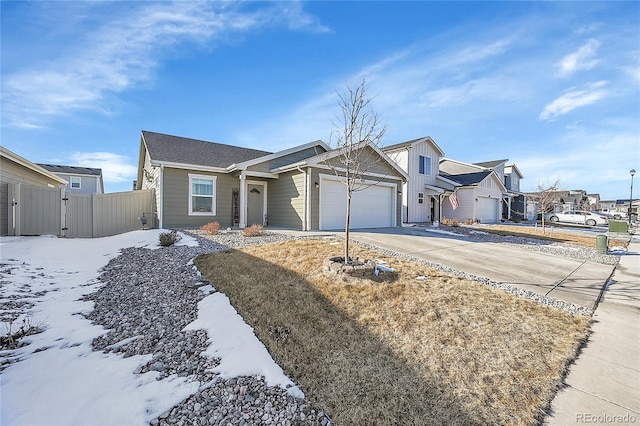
[{"xmin": 546, "ymin": 210, "xmax": 608, "ymax": 227}]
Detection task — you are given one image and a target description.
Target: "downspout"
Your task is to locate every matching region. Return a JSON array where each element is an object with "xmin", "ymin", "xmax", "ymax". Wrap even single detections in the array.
[
  {"xmin": 297, "ymin": 166, "xmax": 308, "ymax": 231},
  {"xmin": 159, "ymin": 163, "xmax": 164, "ymax": 229}
]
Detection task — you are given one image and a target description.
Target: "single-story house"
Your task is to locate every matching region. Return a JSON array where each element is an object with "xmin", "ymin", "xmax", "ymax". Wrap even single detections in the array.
[
  {"xmin": 1, "ymin": 146, "xmax": 68, "ymax": 236},
  {"xmin": 382, "ymin": 136, "xmax": 446, "ymax": 223},
  {"xmin": 37, "ymin": 164, "xmax": 104, "ymax": 194},
  {"xmin": 136, "ymin": 130, "xmax": 408, "ymax": 231}
]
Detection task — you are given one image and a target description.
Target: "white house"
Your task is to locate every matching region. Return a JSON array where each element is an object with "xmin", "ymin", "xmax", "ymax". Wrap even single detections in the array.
[{"xmin": 382, "ymin": 136, "xmax": 446, "ymax": 223}]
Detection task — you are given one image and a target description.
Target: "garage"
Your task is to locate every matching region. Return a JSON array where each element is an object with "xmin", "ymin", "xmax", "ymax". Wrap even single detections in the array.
[
  {"xmin": 476, "ymin": 197, "xmax": 499, "ymax": 223},
  {"xmin": 319, "ymin": 178, "xmax": 395, "ymax": 230}
]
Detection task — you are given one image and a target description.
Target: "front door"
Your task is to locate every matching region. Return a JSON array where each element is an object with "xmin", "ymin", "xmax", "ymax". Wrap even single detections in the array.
[{"xmin": 247, "ymin": 183, "xmax": 265, "ymax": 226}]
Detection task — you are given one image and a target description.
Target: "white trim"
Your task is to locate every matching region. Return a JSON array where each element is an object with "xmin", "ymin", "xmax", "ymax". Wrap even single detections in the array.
[
  {"xmin": 230, "ymin": 140, "xmax": 330, "ymax": 171},
  {"xmin": 239, "ymin": 174, "xmax": 246, "ymax": 227},
  {"xmin": 0, "ymin": 146, "xmax": 68, "ymax": 185},
  {"xmin": 188, "ymin": 173, "xmax": 217, "ymax": 216},
  {"xmin": 306, "ymin": 167, "xmax": 312, "ymax": 231},
  {"xmin": 70, "ymin": 176, "xmax": 81, "ymax": 189},
  {"xmin": 241, "ymin": 170, "xmax": 278, "ymax": 179},
  {"xmin": 159, "ymin": 164, "xmax": 164, "ymax": 228},
  {"xmin": 153, "ymin": 160, "xmax": 227, "ymax": 174}
]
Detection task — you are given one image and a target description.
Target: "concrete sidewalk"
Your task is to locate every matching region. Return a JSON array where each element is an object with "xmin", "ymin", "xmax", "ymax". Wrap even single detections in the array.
[{"xmin": 546, "ymin": 235, "xmax": 640, "ymax": 425}]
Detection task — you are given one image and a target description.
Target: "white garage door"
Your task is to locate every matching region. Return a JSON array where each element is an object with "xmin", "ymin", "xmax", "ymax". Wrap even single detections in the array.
[
  {"xmin": 476, "ymin": 197, "xmax": 499, "ymax": 223},
  {"xmin": 320, "ymin": 179, "xmax": 394, "ymax": 230}
]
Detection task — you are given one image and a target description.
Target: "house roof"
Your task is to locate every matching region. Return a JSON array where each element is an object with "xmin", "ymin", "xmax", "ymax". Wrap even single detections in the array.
[
  {"xmin": 440, "ymin": 170, "xmax": 493, "ymax": 186},
  {"xmin": 37, "ymin": 163, "xmax": 102, "ymax": 176},
  {"xmin": 382, "ymin": 136, "xmax": 445, "ymax": 157},
  {"xmin": 1, "ymin": 146, "xmax": 68, "ymax": 185},
  {"xmin": 474, "ymin": 159, "xmax": 508, "ymax": 169},
  {"xmin": 505, "ymin": 163, "xmax": 524, "ymax": 179},
  {"xmin": 141, "ymin": 130, "xmax": 272, "ymax": 168}
]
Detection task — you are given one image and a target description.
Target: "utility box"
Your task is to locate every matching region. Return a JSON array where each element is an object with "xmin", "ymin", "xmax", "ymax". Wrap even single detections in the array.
[
  {"xmin": 596, "ymin": 235, "xmax": 608, "ymax": 254},
  {"xmin": 608, "ymin": 220, "xmax": 629, "ymax": 233}
]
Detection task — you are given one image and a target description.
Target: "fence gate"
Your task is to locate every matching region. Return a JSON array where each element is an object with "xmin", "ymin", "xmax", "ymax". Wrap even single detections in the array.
[{"xmin": 7, "ymin": 183, "xmax": 154, "ymax": 238}]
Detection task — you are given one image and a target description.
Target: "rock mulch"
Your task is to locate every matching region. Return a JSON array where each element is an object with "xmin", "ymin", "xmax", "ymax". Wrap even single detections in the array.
[{"xmin": 84, "ymin": 233, "xmax": 329, "ymax": 426}]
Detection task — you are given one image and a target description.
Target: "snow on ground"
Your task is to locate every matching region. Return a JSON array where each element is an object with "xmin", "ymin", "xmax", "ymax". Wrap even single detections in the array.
[{"xmin": 1, "ymin": 230, "xmax": 297, "ymax": 425}]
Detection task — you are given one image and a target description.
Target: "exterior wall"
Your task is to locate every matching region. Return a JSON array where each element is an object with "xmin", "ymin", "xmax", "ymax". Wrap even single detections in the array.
[
  {"xmin": 307, "ymin": 167, "xmax": 402, "ymax": 230},
  {"xmin": 1, "ymin": 157, "xmax": 63, "ymax": 236},
  {"xmin": 56, "ymin": 174, "xmax": 101, "ymax": 194},
  {"xmin": 442, "ymin": 187, "xmax": 476, "ymax": 221},
  {"xmin": 162, "ymin": 167, "xmax": 240, "ymax": 229},
  {"xmin": 505, "ymin": 173, "xmax": 520, "ymax": 192},
  {"xmin": 266, "ymin": 170, "xmax": 305, "ymax": 229}
]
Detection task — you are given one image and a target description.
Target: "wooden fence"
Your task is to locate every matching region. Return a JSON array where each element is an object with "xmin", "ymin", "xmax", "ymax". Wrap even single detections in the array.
[{"xmin": 6, "ymin": 183, "xmax": 155, "ymax": 238}]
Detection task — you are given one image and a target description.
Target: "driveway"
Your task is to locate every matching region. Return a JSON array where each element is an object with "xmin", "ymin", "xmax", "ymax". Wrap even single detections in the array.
[{"xmin": 349, "ymin": 227, "xmax": 615, "ymax": 311}]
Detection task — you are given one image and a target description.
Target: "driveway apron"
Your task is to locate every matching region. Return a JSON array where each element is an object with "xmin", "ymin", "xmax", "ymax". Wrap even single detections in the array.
[{"xmin": 350, "ymin": 227, "xmax": 615, "ymax": 310}]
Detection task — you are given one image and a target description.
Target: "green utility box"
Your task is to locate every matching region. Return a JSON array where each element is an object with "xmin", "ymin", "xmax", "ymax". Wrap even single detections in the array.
[
  {"xmin": 596, "ymin": 235, "xmax": 608, "ymax": 254},
  {"xmin": 608, "ymin": 220, "xmax": 629, "ymax": 233}
]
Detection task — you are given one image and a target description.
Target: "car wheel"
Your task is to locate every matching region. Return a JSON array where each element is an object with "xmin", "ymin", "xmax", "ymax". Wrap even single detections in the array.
[
  {"xmin": 549, "ymin": 216, "xmax": 559, "ymax": 222},
  {"xmin": 586, "ymin": 219, "xmax": 596, "ymax": 226}
]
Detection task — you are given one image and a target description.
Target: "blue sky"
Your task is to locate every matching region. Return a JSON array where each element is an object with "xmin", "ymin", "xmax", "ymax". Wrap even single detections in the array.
[{"xmin": 2, "ymin": 1, "xmax": 639, "ymax": 200}]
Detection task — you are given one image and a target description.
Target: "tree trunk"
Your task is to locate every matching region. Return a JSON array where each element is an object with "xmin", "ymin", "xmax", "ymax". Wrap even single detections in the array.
[{"xmin": 344, "ymin": 188, "xmax": 351, "ymax": 263}]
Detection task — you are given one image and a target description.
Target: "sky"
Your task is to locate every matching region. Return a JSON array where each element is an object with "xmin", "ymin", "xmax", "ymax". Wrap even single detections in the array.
[
  {"xmin": 1, "ymin": 1, "xmax": 639, "ymax": 200},
  {"xmin": 0, "ymin": 230, "xmax": 301, "ymax": 425}
]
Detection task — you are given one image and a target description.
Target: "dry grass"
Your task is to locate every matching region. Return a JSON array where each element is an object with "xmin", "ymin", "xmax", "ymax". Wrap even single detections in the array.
[
  {"xmin": 477, "ymin": 224, "xmax": 629, "ymax": 249},
  {"xmin": 242, "ymin": 224, "xmax": 265, "ymax": 237},
  {"xmin": 195, "ymin": 238, "xmax": 590, "ymax": 425}
]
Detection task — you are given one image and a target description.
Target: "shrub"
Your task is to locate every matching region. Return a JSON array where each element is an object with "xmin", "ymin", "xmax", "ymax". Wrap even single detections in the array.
[
  {"xmin": 464, "ymin": 218, "xmax": 475, "ymax": 225},
  {"xmin": 201, "ymin": 222, "xmax": 221, "ymax": 236},
  {"xmin": 243, "ymin": 224, "xmax": 264, "ymax": 237},
  {"xmin": 159, "ymin": 230, "xmax": 181, "ymax": 247},
  {"xmin": 441, "ymin": 217, "xmax": 461, "ymax": 227}
]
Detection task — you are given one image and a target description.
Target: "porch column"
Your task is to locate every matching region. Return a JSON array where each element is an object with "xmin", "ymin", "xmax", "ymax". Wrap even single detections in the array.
[{"xmin": 239, "ymin": 173, "xmax": 246, "ymax": 228}]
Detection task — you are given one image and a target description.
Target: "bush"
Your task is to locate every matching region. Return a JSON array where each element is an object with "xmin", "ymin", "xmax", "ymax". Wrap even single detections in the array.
[
  {"xmin": 159, "ymin": 230, "xmax": 181, "ymax": 246},
  {"xmin": 201, "ymin": 222, "xmax": 221, "ymax": 235},
  {"xmin": 441, "ymin": 217, "xmax": 461, "ymax": 227},
  {"xmin": 243, "ymin": 224, "xmax": 264, "ymax": 237},
  {"xmin": 464, "ymin": 218, "xmax": 475, "ymax": 225}
]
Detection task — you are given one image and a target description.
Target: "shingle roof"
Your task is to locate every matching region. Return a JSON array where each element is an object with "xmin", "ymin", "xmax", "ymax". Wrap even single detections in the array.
[
  {"xmin": 142, "ymin": 130, "xmax": 272, "ymax": 168},
  {"xmin": 440, "ymin": 171, "xmax": 492, "ymax": 186},
  {"xmin": 37, "ymin": 163, "xmax": 102, "ymax": 176},
  {"xmin": 382, "ymin": 136, "xmax": 444, "ymax": 156},
  {"xmin": 474, "ymin": 159, "xmax": 508, "ymax": 169}
]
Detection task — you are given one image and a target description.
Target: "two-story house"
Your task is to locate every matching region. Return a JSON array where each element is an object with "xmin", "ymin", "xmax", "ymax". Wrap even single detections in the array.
[
  {"xmin": 382, "ymin": 137, "xmax": 446, "ymax": 223},
  {"xmin": 37, "ymin": 164, "xmax": 104, "ymax": 194}
]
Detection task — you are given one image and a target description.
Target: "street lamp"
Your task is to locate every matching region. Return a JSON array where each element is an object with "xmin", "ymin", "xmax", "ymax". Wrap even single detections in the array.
[{"xmin": 630, "ymin": 169, "xmax": 636, "ymax": 226}]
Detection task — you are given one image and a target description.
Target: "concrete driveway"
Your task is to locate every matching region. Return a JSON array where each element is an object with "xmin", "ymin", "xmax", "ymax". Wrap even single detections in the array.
[{"xmin": 349, "ymin": 227, "xmax": 615, "ymax": 311}]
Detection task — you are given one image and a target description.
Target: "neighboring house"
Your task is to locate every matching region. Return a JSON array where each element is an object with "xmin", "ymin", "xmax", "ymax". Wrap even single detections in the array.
[
  {"xmin": 587, "ymin": 193, "xmax": 601, "ymax": 210},
  {"xmin": 382, "ymin": 137, "xmax": 446, "ymax": 223},
  {"xmin": 37, "ymin": 163, "xmax": 104, "ymax": 194},
  {"xmin": 554, "ymin": 190, "xmax": 591, "ymax": 211},
  {"xmin": 438, "ymin": 158, "xmax": 508, "ymax": 223},
  {"xmin": 503, "ymin": 163, "xmax": 527, "ymax": 221},
  {"xmin": 136, "ymin": 130, "xmax": 408, "ymax": 231},
  {"xmin": 1, "ymin": 146, "xmax": 68, "ymax": 236}
]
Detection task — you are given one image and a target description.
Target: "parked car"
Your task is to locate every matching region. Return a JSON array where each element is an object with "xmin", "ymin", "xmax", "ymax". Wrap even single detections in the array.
[
  {"xmin": 596, "ymin": 209, "xmax": 627, "ymax": 220},
  {"xmin": 546, "ymin": 210, "xmax": 608, "ymax": 226}
]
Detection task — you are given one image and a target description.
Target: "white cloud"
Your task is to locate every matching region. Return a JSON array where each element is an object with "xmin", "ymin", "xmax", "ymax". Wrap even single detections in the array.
[
  {"xmin": 2, "ymin": 1, "xmax": 328, "ymax": 129},
  {"xmin": 556, "ymin": 38, "xmax": 601, "ymax": 77},
  {"xmin": 539, "ymin": 81, "xmax": 608, "ymax": 121},
  {"xmin": 69, "ymin": 152, "xmax": 137, "ymax": 184}
]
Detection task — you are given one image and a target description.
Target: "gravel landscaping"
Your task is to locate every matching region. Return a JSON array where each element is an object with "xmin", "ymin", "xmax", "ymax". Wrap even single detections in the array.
[{"xmin": 53, "ymin": 225, "xmax": 621, "ymax": 424}]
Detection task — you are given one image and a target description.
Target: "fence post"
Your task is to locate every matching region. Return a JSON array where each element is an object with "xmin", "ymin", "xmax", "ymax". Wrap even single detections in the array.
[
  {"xmin": 60, "ymin": 188, "xmax": 67, "ymax": 237},
  {"xmin": 92, "ymin": 193, "xmax": 98, "ymax": 238}
]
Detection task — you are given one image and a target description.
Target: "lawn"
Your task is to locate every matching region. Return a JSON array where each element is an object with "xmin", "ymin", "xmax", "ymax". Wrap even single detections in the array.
[
  {"xmin": 475, "ymin": 224, "xmax": 628, "ymax": 249},
  {"xmin": 195, "ymin": 238, "xmax": 590, "ymax": 425}
]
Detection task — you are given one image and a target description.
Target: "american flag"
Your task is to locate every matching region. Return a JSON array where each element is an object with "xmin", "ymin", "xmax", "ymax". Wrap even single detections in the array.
[{"xmin": 449, "ymin": 193, "xmax": 459, "ymax": 210}]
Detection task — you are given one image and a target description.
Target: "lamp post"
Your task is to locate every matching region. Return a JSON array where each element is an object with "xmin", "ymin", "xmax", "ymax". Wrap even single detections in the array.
[{"xmin": 630, "ymin": 169, "xmax": 636, "ymax": 226}]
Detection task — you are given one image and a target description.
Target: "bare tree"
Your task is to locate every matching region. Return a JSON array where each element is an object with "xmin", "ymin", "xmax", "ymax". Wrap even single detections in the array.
[
  {"xmin": 325, "ymin": 80, "xmax": 387, "ymax": 263},
  {"xmin": 529, "ymin": 179, "xmax": 562, "ymax": 233}
]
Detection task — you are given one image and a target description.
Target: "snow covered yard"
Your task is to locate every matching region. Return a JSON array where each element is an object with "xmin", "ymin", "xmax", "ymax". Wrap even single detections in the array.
[{"xmin": 0, "ymin": 230, "xmax": 304, "ymax": 425}]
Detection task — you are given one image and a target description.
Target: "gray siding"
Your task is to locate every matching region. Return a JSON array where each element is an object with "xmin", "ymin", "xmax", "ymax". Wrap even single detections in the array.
[
  {"xmin": 267, "ymin": 170, "xmax": 305, "ymax": 229},
  {"xmin": 246, "ymin": 146, "xmax": 327, "ymax": 173},
  {"xmin": 56, "ymin": 174, "xmax": 100, "ymax": 194},
  {"xmin": 1, "ymin": 158, "xmax": 63, "ymax": 236},
  {"xmin": 162, "ymin": 167, "xmax": 239, "ymax": 229}
]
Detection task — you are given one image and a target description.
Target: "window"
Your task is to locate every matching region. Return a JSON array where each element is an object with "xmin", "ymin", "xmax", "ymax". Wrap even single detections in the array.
[
  {"xmin": 418, "ymin": 192, "xmax": 424, "ymax": 204},
  {"xmin": 189, "ymin": 174, "xmax": 216, "ymax": 215},
  {"xmin": 418, "ymin": 156, "xmax": 432, "ymax": 175},
  {"xmin": 70, "ymin": 176, "xmax": 81, "ymax": 189}
]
